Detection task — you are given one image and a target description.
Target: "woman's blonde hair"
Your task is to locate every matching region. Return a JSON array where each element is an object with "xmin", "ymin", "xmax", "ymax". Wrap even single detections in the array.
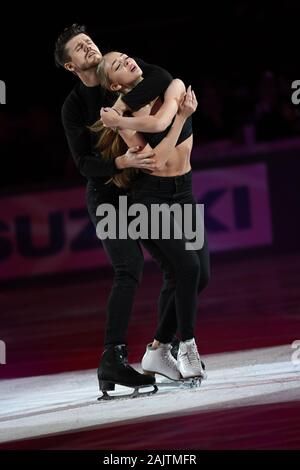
[
  {"xmin": 96, "ymin": 55, "xmax": 112, "ymax": 91},
  {"xmin": 89, "ymin": 55, "xmax": 136, "ymax": 189}
]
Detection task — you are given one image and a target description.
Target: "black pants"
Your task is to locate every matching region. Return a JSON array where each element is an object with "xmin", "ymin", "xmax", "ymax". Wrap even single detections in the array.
[
  {"xmin": 131, "ymin": 170, "xmax": 210, "ymax": 342},
  {"xmin": 86, "ymin": 181, "xmax": 144, "ymax": 347},
  {"xmin": 86, "ymin": 172, "xmax": 210, "ymax": 346}
]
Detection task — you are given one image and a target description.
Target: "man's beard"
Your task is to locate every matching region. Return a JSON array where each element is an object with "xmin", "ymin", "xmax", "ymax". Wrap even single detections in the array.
[{"xmin": 80, "ymin": 54, "xmax": 101, "ymax": 72}]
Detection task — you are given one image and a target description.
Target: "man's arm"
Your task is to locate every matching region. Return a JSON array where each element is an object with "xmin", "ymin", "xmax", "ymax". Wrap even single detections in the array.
[
  {"xmin": 62, "ymin": 95, "xmax": 121, "ymax": 178},
  {"xmin": 62, "ymin": 93, "xmax": 157, "ymax": 175},
  {"xmin": 121, "ymin": 59, "xmax": 173, "ymax": 111}
]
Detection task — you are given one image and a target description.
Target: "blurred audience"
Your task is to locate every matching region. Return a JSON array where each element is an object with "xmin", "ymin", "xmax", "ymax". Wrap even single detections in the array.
[
  {"xmin": 196, "ymin": 70, "xmax": 300, "ymax": 145},
  {"xmin": 1, "ymin": 70, "xmax": 300, "ymax": 190}
]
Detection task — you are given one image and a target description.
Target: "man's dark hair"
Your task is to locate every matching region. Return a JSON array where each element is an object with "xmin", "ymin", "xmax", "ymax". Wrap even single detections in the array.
[{"xmin": 54, "ymin": 24, "xmax": 88, "ymax": 68}]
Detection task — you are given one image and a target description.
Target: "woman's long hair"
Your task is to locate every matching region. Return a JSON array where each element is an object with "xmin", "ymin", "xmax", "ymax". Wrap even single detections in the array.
[
  {"xmin": 88, "ymin": 56, "xmax": 136, "ymax": 189},
  {"xmin": 89, "ymin": 121, "xmax": 136, "ymax": 188}
]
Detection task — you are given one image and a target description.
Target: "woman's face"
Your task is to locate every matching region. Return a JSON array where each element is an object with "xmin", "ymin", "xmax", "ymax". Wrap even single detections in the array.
[{"xmin": 104, "ymin": 51, "xmax": 142, "ymax": 90}]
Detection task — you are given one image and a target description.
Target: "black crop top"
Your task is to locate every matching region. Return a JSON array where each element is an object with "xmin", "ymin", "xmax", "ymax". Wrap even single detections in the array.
[{"xmin": 142, "ymin": 115, "xmax": 193, "ymax": 148}]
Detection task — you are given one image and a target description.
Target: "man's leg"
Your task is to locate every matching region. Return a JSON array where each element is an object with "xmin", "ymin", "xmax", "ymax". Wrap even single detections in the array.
[
  {"xmin": 102, "ymin": 236, "xmax": 144, "ymax": 346},
  {"xmin": 86, "ymin": 186, "xmax": 156, "ymax": 395},
  {"xmin": 87, "ymin": 186, "xmax": 145, "ymax": 345}
]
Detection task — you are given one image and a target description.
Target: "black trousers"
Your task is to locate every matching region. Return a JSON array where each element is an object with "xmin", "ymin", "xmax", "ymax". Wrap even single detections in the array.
[
  {"xmin": 86, "ymin": 171, "xmax": 210, "ymax": 346},
  {"xmin": 131, "ymin": 170, "xmax": 210, "ymax": 342},
  {"xmin": 86, "ymin": 181, "xmax": 144, "ymax": 347}
]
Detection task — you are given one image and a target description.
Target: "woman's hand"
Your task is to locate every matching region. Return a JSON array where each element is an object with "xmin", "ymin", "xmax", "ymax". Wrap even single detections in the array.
[
  {"xmin": 100, "ymin": 107, "xmax": 121, "ymax": 128},
  {"xmin": 178, "ymin": 85, "xmax": 198, "ymax": 118}
]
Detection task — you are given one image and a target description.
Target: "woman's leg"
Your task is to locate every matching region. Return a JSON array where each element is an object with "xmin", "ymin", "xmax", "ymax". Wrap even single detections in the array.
[
  {"xmin": 139, "ymin": 228, "xmax": 200, "ymax": 381},
  {"xmin": 153, "ymin": 187, "xmax": 210, "ymax": 378},
  {"xmin": 139, "ymin": 208, "xmax": 201, "ymax": 341},
  {"xmin": 141, "ymin": 238, "xmax": 178, "ymax": 343},
  {"xmin": 154, "ymin": 178, "xmax": 211, "ymax": 337},
  {"xmin": 131, "ymin": 172, "xmax": 209, "ymax": 379},
  {"xmin": 135, "ymin": 177, "xmax": 210, "ymax": 337},
  {"xmin": 156, "ymin": 231, "xmax": 210, "ymax": 342}
]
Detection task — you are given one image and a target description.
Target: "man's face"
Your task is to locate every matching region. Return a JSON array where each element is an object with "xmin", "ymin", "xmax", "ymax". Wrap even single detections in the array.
[{"xmin": 64, "ymin": 33, "xmax": 102, "ymax": 73}]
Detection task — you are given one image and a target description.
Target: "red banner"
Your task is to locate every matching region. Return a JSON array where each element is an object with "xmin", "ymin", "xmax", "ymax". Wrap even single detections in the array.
[{"xmin": 0, "ymin": 163, "xmax": 272, "ymax": 281}]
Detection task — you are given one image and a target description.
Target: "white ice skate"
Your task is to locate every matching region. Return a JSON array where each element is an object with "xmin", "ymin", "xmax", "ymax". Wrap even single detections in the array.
[
  {"xmin": 177, "ymin": 338, "xmax": 206, "ymax": 382},
  {"xmin": 142, "ymin": 343, "xmax": 181, "ymax": 381}
]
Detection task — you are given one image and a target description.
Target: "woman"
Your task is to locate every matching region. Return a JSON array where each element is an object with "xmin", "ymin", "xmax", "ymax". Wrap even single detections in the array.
[{"xmin": 93, "ymin": 51, "xmax": 210, "ymax": 381}]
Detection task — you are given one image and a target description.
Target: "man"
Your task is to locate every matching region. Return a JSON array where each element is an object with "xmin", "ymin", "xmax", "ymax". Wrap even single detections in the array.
[{"xmin": 55, "ymin": 24, "xmax": 175, "ymax": 397}]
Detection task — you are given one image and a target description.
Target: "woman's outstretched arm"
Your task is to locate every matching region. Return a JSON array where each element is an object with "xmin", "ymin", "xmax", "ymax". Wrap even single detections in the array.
[{"xmin": 101, "ymin": 79, "xmax": 186, "ymax": 133}]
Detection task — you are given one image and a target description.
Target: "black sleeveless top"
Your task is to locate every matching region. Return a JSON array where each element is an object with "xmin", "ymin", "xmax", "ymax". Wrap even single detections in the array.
[{"xmin": 142, "ymin": 115, "xmax": 193, "ymax": 148}]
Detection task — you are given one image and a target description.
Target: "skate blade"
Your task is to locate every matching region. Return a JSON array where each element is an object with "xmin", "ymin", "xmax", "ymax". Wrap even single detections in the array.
[
  {"xmin": 98, "ymin": 384, "xmax": 158, "ymax": 401},
  {"xmin": 158, "ymin": 377, "xmax": 202, "ymax": 389},
  {"xmin": 143, "ymin": 369, "xmax": 206, "ymax": 386}
]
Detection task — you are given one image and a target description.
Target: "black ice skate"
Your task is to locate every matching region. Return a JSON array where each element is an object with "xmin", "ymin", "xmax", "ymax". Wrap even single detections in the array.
[{"xmin": 97, "ymin": 344, "xmax": 158, "ymax": 401}]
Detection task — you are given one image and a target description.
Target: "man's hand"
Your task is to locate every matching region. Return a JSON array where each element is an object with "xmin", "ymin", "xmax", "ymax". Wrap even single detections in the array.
[
  {"xmin": 100, "ymin": 107, "xmax": 121, "ymax": 128},
  {"xmin": 178, "ymin": 85, "xmax": 198, "ymax": 119},
  {"xmin": 115, "ymin": 146, "xmax": 158, "ymax": 171}
]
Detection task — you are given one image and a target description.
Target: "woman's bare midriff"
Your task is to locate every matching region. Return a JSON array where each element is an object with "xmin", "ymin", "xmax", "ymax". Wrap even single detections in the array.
[
  {"xmin": 142, "ymin": 135, "xmax": 193, "ymax": 177},
  {"xmin": 134, "ymin": 97, "xmax": 193, "ymax": 177}
]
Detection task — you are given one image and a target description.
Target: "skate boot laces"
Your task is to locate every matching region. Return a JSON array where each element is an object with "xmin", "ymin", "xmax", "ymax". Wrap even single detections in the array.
[
  {"xmin": 162, "ymin": 345, "xmax": 177, "ymax": 370},
  {"xmin": 180, "ymin": 339, "xmax": 203, "ymax": 371}
]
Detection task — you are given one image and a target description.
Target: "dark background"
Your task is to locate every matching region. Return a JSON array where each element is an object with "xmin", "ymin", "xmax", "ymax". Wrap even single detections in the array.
[
  {"xmin": 1, "ymin": 6, "xmax": 300, "ymax": 452},
  {"xmin": 1, "ymin": 1, "xmax": 300, "ymax": 192}
]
